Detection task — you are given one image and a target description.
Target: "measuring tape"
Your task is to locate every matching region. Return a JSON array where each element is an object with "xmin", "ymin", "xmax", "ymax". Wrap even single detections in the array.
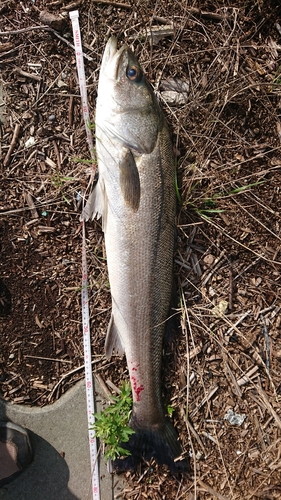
[
  {"xmin": 69, "ymin": 10, "xmax": 95, "ymax": 158},
  {"xmin": 81, "ymin": 220, "xmax": 100, "ymax": 499},
  {"xmin": 69, "ymin": 10, "xmax": 100, "ymax": 500}
]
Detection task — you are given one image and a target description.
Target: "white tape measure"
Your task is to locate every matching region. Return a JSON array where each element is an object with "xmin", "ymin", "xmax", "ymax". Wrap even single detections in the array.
[
  {"xmin": 70, "ymin": 10, "xmax": 95, "ymax": 158},
  {"xmin": 69, "ymin": 10, "xmax": 100, "ymax": 500},
  {"xmin": 81, "ymin": 220, "xmax": 100, "ymax": 499}
]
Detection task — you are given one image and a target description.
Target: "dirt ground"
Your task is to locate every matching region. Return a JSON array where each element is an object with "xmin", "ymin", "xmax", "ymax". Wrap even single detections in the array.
[{"xmin": 1, "ymin": 0, "xmax": 281, "ymax": 498}]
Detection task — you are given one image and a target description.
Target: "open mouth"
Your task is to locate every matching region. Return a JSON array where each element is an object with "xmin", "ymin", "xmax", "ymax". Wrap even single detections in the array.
[{"xmin": 104, "ymin": 37, "xmax": 128, "ymax": 80}]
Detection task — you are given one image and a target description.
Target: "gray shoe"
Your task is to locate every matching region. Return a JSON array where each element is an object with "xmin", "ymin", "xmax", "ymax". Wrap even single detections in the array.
[{"xmin": 0, "ymin": 421, "xmax": 33, "ymax": 487}]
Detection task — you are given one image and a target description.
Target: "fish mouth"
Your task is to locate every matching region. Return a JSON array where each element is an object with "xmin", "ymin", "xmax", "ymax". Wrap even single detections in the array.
[
  {"xmin": 104, "ymin": 36, "xmax": 118, "ymax": 60},
  {"xmin": 102, "ymin": 37, "xmax": 128, "ymax": 80}
]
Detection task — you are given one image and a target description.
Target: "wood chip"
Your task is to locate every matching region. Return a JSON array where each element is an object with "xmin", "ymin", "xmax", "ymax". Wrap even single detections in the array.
[{"xmin": 24, "ymin": 191, "xmax": 39, "ymax": 218}]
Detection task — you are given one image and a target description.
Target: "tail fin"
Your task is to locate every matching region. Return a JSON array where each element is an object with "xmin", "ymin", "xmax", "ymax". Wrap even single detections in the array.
[{"xmin": 111, "ymin": 417, "xmax": 189, "ymax": 474}]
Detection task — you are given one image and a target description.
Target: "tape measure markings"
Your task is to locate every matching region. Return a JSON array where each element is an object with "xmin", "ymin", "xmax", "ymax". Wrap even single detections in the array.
[
  {"xmin": 69, "ymin": 10, "xmax": 95, "ymax": 158},
  {"xmin": 69, "ymin": 10, "xmax": 100, "ymax": 500}
]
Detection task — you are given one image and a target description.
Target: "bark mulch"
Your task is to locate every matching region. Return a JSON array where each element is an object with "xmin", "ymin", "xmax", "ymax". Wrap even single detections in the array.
[{"xmin": 1, "ymin": 0, "xmax": 281, "ymax": 498}]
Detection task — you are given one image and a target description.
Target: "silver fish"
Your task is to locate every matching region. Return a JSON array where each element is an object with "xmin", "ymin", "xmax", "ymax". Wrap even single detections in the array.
[{"xmin": 82, "ymin": 37, "xmax": 188, "ymax": 473}]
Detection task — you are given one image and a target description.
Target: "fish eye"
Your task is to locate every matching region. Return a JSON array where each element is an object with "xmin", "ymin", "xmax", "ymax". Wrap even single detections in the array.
[{"xmin": 126, "ymin": 65, "xmax": 142, "ymax": 82}]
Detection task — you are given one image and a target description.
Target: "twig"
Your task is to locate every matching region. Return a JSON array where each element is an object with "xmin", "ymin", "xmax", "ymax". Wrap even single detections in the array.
[
  {"xmin": 234, "ymin": 256, "xmax": 262, "ymax": 282},
  {"xmin": 48, "ymin": 27, "xmax": 93, "ymax": 62},
  {"xmin": 250, "ymin": 349, "xmax": 277, "ymax": 396},
  {"xmin": 189, "ymin": 6, "xmax": 231, "ymax": 21},
  {"xmin": 0, "ymin": 26, "xmax": 93, "ymax": 61},
  {"xmin": 201, "ymin": 431, "xmax": 219, "ymax": 446},
  {"xmin": 237, "ymin": 365, "xmax": 259, "ymax": 387},
  {"xmin": 4, "ymin": 123, "xmax": 20, "ymax": 167},
  {"xmin": 0, "ymin": 25, "xmax": 54, "ymax": 35},
  {"xmin": 180, "ymin": 288, "xmax": 197, "ymax": 495},
  {"xmin": 234, "ymin": 39, "xmax": 240, "ymax": 76},
  {"xmin": 256, "ymin": 386, "xmax": 281, "ymax": 430},
  {"xmin": 190, "ymin": 253, "xmax": 203, "ymax": 277},
  {"xmin": 190, "ymin": 385, "xmax": 218, "ymax": 418},
  {"xmin": 14, "ymin": 67, "xmax": 41, "ymax": 82},
  {"xmin": 225, "ymin": 309, "xmax": 251, "ymax": 337},
  {"xmin": 201, "ymin": 249, "xmax": 226, "ymax": 286},
  {"xmin": 25, "ymin": 354, "xmax": 73, "ymax": 364},
  {"xmin": 154, "ymin": 7, "xmax": 231, "ymax": 23},
  {"xmin": 224, "ymin": 361, "xmax": 243, "ymax": 398},
  {"xmin": 68, "ymin": 95, "xmax": 74, "ymax": 126},
  {"xmin": 53, "ymin": 140, "xmax": 61, "ymax": 170},
  {"xmin": 106, "ymin": 378, "xmax": 121, "ymax": 394},
  {"xmin": 254, "ymin": 414, "xmax": 266, "ymax": 452},
  {"xmin": 261, "ymin": 314, "xmax": 270, "ymax": 373},
  {"xmin": 276, "ymin": 23, "xmax": 281, "ymax": 36},
  {"xmin": 136, "ymin": 468, "xmax": 150, "ymax": 484},
  {"xmin": 24, "ymin": 191, "xmax": 39, "ymax": 219},
  {"xmin": 94, "ymin": 373, "xmax": 112, "ymax": 399},
  {"xmin": 47, "ymin": 357, "xmax": 103, "ymax": 401},
  {"xmin": 33, "ymin": 68, "xmax": 69, "ymax": 107},
  {"xmin": 184, "ymin": 417, "xmax": 206, "ymax": 453},
  {"xmin": 153, "ymin": 15, "xmax": 172, "ymax": 25},
  {"xmin": 60, "ymin": 0, "xmax": 83, "ymax": 11},
  {"xmin": 0, "ymin": 47, "xmax": 18, "ymax": 58},
  {"xmin": 228, "ymin": 267, "xmax": 233, "ymax": 311},
  {"xmin": 189, "ymin": 344, "xmax": 202, "ymax": 359},
  {"xmin": 37, "ymin": 226, "xmax": 56, "ymax": 234},
  {"xmin": 91, "ymin": 0, "xmax": 131, "ymax": 8},
  {"xmin": 255, "ymin": 305, "xmax": 275, "ymax": 320},
  {"xmin": 175, "ymin": 256, "xmax": 191, "ymax": 271}
]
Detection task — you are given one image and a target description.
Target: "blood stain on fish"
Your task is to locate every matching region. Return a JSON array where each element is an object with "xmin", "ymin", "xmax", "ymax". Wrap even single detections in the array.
[{"xmin": 131, "ymin": 375, "xmax": 144, "ymax": 401}]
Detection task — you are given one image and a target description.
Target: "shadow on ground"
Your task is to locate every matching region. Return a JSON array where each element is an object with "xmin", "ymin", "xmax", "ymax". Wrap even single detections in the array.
[
  {"xmin": 0, "ymin": 380, "xmax": 125, "ymax": 500},
  {"xmin": 0, "ymin": 429, "xmax": 79, "ymax": 500}
]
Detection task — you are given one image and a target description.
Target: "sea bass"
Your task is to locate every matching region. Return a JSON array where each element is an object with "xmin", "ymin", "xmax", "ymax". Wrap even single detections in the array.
[{"xmin": 82, "ymin": 37, "xmax": 188, "ymax": 473}]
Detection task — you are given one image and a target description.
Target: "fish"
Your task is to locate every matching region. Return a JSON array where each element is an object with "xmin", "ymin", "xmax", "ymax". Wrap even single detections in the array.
[{"xmin": 82, "ymin": 37, "xmax": 188, "ymax": 473}]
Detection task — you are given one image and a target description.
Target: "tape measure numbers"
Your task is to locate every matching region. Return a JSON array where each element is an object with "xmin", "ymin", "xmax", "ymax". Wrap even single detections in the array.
[
  {"xmin": 70, "ymin": 10, "xmax": 100, "ymax": 500},
  {"xmin": 69, "ymin": 10, "xmax": 95, "ymax": 158}
]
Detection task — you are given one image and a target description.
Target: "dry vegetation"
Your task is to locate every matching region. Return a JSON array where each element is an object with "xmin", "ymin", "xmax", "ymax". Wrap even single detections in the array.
[{"xmin": 1, "ymin": 0, "xmax": 281, "ymax": 498}]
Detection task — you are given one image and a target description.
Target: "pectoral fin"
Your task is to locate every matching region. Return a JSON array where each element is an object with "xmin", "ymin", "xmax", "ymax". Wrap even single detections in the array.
[
  {"xmin": 119, "ymin": 150, "xmax": 140, "ymax": 211},
  {"xmin": 105, "ymin": 314, "xmax": 125, "ymax": 359}
]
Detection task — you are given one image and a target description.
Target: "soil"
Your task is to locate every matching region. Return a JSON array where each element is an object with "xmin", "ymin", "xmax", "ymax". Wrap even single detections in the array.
[{"xmin": 1, "ymin": 0, "xmax": 281, "ymax": 498}]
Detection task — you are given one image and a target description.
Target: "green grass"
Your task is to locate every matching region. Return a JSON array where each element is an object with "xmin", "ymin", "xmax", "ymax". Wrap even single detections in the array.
[{"xmin": 188, "ymin": 180, "xmax": 265, "ymax": 219}]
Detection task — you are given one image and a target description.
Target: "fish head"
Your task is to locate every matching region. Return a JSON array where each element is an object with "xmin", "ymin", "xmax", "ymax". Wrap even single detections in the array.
[{"xmin": 97, "ymin": 37, "xmax": 162, "ymax": 154}]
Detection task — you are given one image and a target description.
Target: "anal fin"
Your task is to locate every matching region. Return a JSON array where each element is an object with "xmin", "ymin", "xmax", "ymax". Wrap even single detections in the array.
[{"xmin": 105, "ymin": 315, "xmax": 125, "ymax": 359}]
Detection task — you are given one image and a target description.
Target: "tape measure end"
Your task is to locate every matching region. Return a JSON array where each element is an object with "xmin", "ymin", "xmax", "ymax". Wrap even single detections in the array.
[{"xmin": 69, "ymin": 10, "xmax": 79, "ymax": 20}]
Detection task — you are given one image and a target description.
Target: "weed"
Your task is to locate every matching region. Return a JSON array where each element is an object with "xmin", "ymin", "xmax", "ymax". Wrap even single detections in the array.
[
  {"xmin": 211, "ymin": 180, "xmax": 266, "ymax": 198},
  {"xmin": 166, "ymin": 404, "xmax": 175, "ymax": 417},
  {"xmin": 188, "ymin": 180, "xmax": 265, "ymax": 219},
  {"xmin": 91, "ymin": 381, "xmax": 135, "ymax": 461},
  {"xmin": 272, "ymin": 65, "xmax": 281, "ymax": 86},
  {"xmin": 73, "ymin": 156, "xmax": 97, "ymax": 165},
  {"xmin": 51, "ymin": 172, "xmax": 75, "ymax": 204},
  {"xmin": 175, "ymin": 167, "xmax": 182, "ymax": 205}
]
